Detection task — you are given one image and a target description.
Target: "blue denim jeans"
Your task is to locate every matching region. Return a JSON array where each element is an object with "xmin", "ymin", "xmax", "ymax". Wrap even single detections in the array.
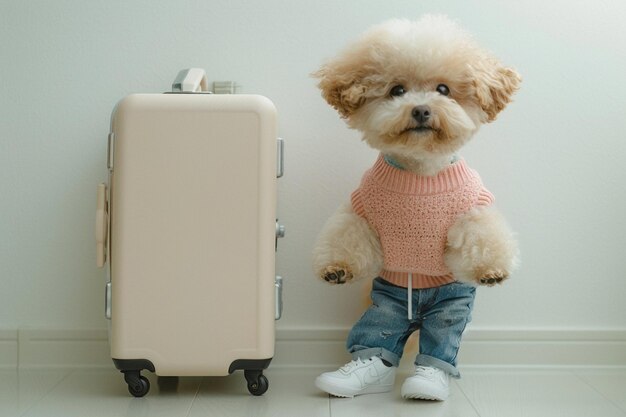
[{"xmin": 347, "ymin": 278, "xmax": 475, "ymax": 378}]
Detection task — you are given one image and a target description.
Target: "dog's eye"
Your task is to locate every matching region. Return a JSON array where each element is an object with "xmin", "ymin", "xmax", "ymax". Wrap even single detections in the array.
[
  {"xmin": 389, "ymin": 85, "xmax": 406, "ymax": 97},
  {"xmin": 436, "ymin": 84, "xmax": 450, "ymax": 96}
]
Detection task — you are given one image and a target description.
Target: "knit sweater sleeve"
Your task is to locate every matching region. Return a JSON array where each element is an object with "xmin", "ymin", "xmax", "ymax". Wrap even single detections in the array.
[
  {"xmin": 351, "ymin": 187, "xmax": 367, "ymax": 218},
  {"xmin": 477, "ymin": 187, "xmax": 495, "ymax": 206}
]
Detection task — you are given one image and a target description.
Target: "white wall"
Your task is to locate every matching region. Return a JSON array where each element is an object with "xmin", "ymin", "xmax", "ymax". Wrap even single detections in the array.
[{"xmin": 2, "ymin": 0, "xmax": 626, "ymax": 337}]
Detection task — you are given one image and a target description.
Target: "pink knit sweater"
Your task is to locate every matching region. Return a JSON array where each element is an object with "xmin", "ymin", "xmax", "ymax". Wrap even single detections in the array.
[{"xmin": 351, "ymin": 154, "xmax": 494, "ymax": 289}]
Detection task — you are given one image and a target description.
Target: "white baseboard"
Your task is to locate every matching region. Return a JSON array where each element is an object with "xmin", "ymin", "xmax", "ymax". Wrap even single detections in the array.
[
  {"xmin": 1, "ymin": 327, "xmax": 625, "ymax": 370},
  {"xmin": 18, "ymin": 329, "xmax": 111, "ymax": 369},
  {"xmin": 274, "ymin": 328, "xmax": 626, "ymax": 370},
  {"xmin": 459, "ymin": 328, "xmax": 626, "ymax": 369}
]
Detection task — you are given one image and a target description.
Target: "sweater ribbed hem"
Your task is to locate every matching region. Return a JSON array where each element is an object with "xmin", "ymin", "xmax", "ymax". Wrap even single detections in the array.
[
  {"xmin": 370, "ymin": 154, "xmax": 474, "ymax": 195},
  {"xmin": 380, "ymin": 269, "xmax": 456, "ymax": 289}
]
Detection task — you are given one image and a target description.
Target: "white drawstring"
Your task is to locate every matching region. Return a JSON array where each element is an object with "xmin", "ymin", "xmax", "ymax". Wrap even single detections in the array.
[{"xmin": 407, "ymin": 273, "xmax": 413, "ymax": 320}]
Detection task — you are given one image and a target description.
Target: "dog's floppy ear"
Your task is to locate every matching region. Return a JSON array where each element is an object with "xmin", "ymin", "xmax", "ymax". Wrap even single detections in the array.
[
  {"xmin": 313, "ymin": 64, "xmax": 368, "ymax": 119},
  {"xmin": 471, "ymin": 57, "xmax": 521, "ymax": 122}
]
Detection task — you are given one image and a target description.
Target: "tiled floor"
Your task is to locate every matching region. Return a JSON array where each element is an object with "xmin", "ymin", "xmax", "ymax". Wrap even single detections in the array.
[{"xmin": 1, "ymin": 367, "xmax": 625, "ymax": 417}]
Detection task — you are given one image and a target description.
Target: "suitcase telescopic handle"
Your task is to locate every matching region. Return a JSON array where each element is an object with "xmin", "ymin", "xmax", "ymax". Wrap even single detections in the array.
[{"xmin": 171, "ymin": 68, "xmax": 209, "ymax": 93}]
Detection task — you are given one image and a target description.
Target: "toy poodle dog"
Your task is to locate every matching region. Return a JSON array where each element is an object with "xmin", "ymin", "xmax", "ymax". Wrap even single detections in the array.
[{"xmin": 312, "ymin": 15, "xmax": 520, "ymax": 400}]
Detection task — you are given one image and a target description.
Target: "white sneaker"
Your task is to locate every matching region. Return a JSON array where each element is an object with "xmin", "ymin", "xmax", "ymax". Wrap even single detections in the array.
[
  {"xmin": 315, "ymin": 357, "xmax": 396, "ymax": 398},
  {"xmin": 401, "ymin": 366, "xmax": 450, "ymax": 401}
]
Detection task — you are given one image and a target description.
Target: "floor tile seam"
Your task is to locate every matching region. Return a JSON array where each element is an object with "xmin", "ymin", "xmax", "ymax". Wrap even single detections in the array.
[
  {"xmin": 452, "ymin": 379, "xmax": 482, "ymax": 417},
  {"xmin": 18, "ymin": 368, "xmax": 75, "ymax": 417},
  {"xmin": 327, "ymin": 393, "xmax": 332, "ymax": 417},
  {"xmin": 183, "ymin": 377, "xmax": 203, "ymax": 417},
  {"xmin": 573, "ymin": 372, "xmax": 626, "ymax": 416}
]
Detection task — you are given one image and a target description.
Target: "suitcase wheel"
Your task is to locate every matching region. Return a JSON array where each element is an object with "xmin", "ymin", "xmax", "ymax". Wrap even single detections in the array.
[
  {"xmin": 244, "ymin": 370, "xmax": 269, "ymax": 396},
  {"xmin": 123, "ymin": 371, "xmax": 150, "ymax": 398}
]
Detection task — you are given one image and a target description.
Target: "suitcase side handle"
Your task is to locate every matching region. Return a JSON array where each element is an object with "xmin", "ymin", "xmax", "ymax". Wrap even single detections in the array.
[
  {"xmin": 95, "ymin": 183, "xmax": 108, "ymax": 267},
  {"xmin": 171, "ymin": 68, "xmax": 209, "ymax": 93}
]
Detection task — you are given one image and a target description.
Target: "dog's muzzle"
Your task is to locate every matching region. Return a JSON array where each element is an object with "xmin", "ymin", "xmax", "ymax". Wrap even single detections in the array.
[
  {"xmin": 402, "ymin": 105, "xmax": 435, "ymax": 134},
  {"xmin": 412, "ymin": 105, "xmax": 431, "ymax": 124}
]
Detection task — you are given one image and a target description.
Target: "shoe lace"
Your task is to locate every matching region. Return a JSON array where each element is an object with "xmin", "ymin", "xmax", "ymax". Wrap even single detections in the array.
[
  {"xmin": 414, "ymin": 366, "xmax": 437, "ymax": 376},
  {"xmin": 339, "ymin": 357, "xmax": 372, "ymax": 373}
]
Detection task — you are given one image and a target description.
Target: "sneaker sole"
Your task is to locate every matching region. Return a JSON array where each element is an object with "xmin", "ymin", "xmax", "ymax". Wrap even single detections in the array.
[
  {"xmin": 401, "ymin": 381, "xmax": 448, "ymax": 401},
  {"xmin": 315, "ymin": 377, "xmax": 394, "ymax": 398},
  {"xmin": 402, "ymin": 392, "xmax": 447, "ymax": 401}
]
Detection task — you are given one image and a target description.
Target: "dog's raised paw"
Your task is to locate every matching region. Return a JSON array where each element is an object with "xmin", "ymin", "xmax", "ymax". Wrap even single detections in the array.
[
  {"xmin": 321, "ymin": 265, "xmax": 353, "ymax": 285},
  {"xmin": 478, "ymin": 271, "xmax": 508, "ymax": 286}
]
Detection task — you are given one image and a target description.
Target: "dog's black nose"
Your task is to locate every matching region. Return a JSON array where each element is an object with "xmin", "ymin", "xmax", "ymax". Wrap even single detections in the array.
[{"xmin": 412, "ymin": 105, "xmax": 431, "ymax": 124}]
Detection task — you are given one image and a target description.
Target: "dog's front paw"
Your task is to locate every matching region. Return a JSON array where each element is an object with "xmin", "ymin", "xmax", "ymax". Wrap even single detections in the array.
[
  {"xmin": 321, "ymin": 265, "xmax": 353, "ymax": 285},
  {"xmin": 477, "ymin": 270, "xmax": 508, "ymax": 287}
]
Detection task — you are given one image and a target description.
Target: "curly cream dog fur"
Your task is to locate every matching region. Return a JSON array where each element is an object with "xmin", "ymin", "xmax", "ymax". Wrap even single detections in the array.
[{"xmin": 312, "ymin": 15, "xmax": 520, "ymax": 287}]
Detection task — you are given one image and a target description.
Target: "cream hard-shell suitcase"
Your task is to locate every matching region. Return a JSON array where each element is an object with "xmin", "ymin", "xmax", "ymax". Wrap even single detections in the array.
[{"xmin": 95, "ymin": 69, "xmax": 285, "ymax": 397}]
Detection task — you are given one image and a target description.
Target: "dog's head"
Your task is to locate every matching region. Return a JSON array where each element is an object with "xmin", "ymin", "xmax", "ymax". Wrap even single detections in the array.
[{"xmin": 314, "ymin": 15, "xmax": 521, "ymax": 160}]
